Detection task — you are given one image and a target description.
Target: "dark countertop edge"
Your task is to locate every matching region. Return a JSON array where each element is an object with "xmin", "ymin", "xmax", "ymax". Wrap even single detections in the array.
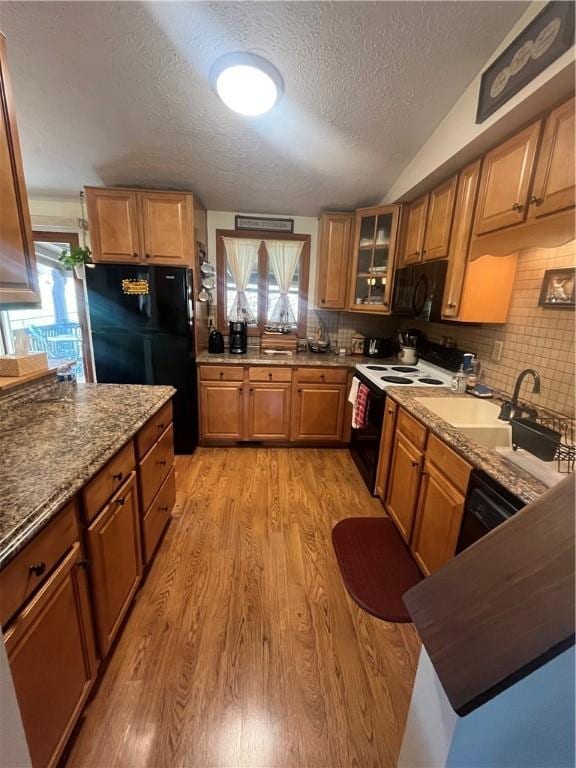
[
  {"xmin": 0, "ymin": 387, "xmax": 175, "ymax": 571},
  {"xmin": 385, "ymin": 388, "xmax": 548, "ymax": 505}
]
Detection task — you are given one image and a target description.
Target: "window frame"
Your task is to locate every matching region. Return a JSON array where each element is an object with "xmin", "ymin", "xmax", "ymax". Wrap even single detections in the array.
[{"xmin": 215, "ymin": 228, "xmax": 310, "ymax": 337}]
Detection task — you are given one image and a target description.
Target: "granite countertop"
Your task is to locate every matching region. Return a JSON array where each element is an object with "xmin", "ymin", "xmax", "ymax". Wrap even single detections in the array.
[
  {"xmin": 0, "ymin": 382, "xmax": 175, "ymax": 570},
  {"xmin": 385, "ymin": 387, "xmax": 549, "ymax": 505},
  {"xmin": 196, "ymin": 350, "xmax": 380, "ymax": 368}
]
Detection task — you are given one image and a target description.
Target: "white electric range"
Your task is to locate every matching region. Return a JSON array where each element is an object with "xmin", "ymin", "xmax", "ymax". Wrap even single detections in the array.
[{"xmin": 355, "ymin": 360, "xmax": 454, "ymax": 390}]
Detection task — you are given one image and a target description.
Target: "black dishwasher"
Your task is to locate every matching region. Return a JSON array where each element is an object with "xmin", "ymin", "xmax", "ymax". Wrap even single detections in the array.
[{"xmin": 456, "ymin": 470, "xmax": 525, "ymax": 553}]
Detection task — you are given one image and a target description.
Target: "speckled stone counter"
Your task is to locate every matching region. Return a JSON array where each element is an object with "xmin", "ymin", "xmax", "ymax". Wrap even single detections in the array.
[
  {"xmin": 0, "ymin": 382, "xmax": 175, "ymax": 570},
  {"xmin": 196, "ymin": 350, "xmax": 383, "ymax": 368},
  {"xmin": 385, "ymin": 387, "xmax": 549, "ymax": 504}
]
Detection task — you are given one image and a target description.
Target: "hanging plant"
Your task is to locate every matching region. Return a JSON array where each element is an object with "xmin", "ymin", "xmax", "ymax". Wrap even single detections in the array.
[{"xmin": 58, "ymin": 244, "xmax": 93, "ymax": 270}]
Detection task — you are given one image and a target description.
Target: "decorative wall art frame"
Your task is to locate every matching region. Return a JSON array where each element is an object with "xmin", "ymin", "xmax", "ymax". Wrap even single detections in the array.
[
  {"xmin": 476, "ymin": 1, "xmax": 575, "ymax": 124},
  {"xmin": 538, "ymin": 267, "xmax": 575, "ymax": 308},
  {"xmin": 235, "ymin": 215, "xmax": 294, "ymax": 233}
]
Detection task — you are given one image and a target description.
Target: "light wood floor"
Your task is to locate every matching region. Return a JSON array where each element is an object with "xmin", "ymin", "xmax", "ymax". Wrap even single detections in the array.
[{"xmin": 66, "ymin": 448, "xmax": 420, "ymax": 768}]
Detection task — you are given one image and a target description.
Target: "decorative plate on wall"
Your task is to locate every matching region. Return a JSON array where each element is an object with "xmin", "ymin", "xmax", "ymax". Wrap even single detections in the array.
[{"xmin": 476, "ymin": 1, "xmax": 575, "ymax": 123}]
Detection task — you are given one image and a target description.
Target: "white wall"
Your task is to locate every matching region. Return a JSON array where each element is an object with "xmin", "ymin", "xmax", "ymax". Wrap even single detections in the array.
[
  {"xmin": 0, "ymin": 629, "xmax": 32, "ymax": 768},
  {"xmin": 207, "ymin": 211, "xmax": 319, "ymax": 308},
  {"xmin": 400, "ymin": 646, "xmax": 576, "ymax": 768},
  {"xmin": 383, "ymin": 1, "xmax": 576, "ymax": 203}
]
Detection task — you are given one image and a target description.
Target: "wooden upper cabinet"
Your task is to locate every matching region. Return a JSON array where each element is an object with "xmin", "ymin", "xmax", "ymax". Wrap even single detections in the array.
[
  {"xmin": 443, "ymin": 160, "xmax": 481, "ymax": 318},
  {"xmin": 348, "ymin": 205, "xmax": 400, "ymax": 313},
  {"xmin": 474, "ymin": 120, "xmax": 542, "ymax": 235},
  {"xmin": 86, "ymin": 186, "xmax": 201, "ymax": 266},
  {"xmin": 529, "ymin": 97, "xmax": 575, "ymax": 221},
  {"xmin": 0, "ymin": 33, "xmax": 39, "ymax": 305},
  {"xmin": 316, "ymin": 212, "xmax": 353, "ymax": 309},
  {"xmin": 5, "ymin": 543, "xmax": 97, "ymax": 768},
  {"xmin": 140, "ymin": 191, "xmax": 193, "ymax": 264},
  {"xmin": 402, "ymin": 194, "xmax": 429, "ymax": 265},
  {"xmin": 422, "ymin": 175, "xmax": 458, "ymax": 261},
  {"xmin": 85, "ymin": 188, "xmax": 140, "ymax": 263}
]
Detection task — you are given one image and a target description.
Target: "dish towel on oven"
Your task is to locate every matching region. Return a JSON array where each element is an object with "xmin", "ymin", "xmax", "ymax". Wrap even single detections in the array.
[{"xmin": 349, "ymin": 377, "xmax": 370, "ymax": 429}]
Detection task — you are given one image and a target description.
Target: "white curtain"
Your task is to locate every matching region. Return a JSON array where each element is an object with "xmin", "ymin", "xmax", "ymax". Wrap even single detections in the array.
[
  {"xmin": 223, "ymin": 237, "xmax": 260, "ymax": 323},
  {"xmin": 266, "ymin": 240, "xmax": 303, "ymax": 324}
]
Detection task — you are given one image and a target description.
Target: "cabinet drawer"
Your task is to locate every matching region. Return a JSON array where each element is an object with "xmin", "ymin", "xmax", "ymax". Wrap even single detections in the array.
[
  {"xmin": 136, "ymin": 400, "xmax": 173, "ymax": 459},
  {"xmin": 294, "ymin": 367, "xmax": 347, "ymax": 384},
  {"xmin": 397, "ymin": 408, "xmax": 427, "ymax": 451},
  {"xmin": 142, "ymin": 467, "xmax": 175, "ymax": 564},
  {"xmin": 199, "ymin": 365, "xmax": 244, "ymax": 381},
  {"xmin": 82, "ymin": 441, "xmax": 136, "ymax": 524},
  {"xmin": 248, "ymin": 366, "xmax": 292, "ymax": 382},
  {"xmin": 139, "ymin": 425, "xmax": 175, "ymax": 511},
  {"xmin": 427, "ymin": 433, "xmax": 472, "ymax": 494},
  {"xmin": 0, "ymin": 500, "xmax": 79, "ymax": 628}
]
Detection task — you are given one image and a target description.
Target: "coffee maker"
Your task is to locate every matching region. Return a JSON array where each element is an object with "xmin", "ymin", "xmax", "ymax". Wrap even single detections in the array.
[{"xmin": 229, "ymin": 321, "xmax": 247, "ymax": 354}]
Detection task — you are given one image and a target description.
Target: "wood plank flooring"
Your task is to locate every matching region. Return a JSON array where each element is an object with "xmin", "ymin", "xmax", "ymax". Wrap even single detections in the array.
[{"xmin": 65, "ymin": 448, "xmax": 420, "ymax": 768}]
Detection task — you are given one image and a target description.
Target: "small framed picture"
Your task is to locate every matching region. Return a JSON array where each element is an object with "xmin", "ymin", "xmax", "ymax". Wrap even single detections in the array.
[{"xmin": 538, "ymin": 267, "xmax": 575, "ymax": 308}]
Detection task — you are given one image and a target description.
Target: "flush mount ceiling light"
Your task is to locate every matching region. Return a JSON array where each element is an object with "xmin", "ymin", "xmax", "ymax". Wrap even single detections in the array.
[{"xmin": 210, "ymin": 52, "xmax": 284, "ymax": 116}]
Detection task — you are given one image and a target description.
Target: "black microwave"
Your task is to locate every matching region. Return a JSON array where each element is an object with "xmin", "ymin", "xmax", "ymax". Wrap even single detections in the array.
[{"xmin": 391, "ymin": 260, "xmax": 448, "ymax": 322}]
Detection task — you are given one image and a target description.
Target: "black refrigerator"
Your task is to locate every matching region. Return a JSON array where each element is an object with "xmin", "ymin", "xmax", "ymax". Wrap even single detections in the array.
[{"xmin": 86, "ymin": 264, "xmax": 197, "ymax": 454}]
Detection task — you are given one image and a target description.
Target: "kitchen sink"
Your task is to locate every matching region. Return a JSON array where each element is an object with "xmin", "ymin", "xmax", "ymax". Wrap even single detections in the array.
[{"xmin": 416, "ymin": 397, "xmax": 512, "ymax": 449}]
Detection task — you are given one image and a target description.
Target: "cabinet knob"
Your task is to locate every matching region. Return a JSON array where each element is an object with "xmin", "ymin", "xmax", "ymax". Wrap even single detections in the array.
[
  {"xmin": 530, "ymin": 195, "xmax": 542, "ymax": 205},
  {"xmin": 383, "ymin": 300, "xmax": 389, "ymax": 306},
  {"xmin": 512, "ymin": 202, "xmax": 523, "ymax": 212},
  {"xmin": 387, "ymin": 407, "xmax": 394, "ymax": 415},
  {"xmin": 77, "ymin": 559, "xmax": 89, "ymax": 570},
  {"xmin": 115, "ymin": 497, "xmax": 126, "ymax": 506},
  {"xmin": 145, "ymin": 253, "xmax": 151, "ymax": 259},
  {"xmin": 157, "ymin": 458, "xmax": 167, "ymax": 466},
  {"xmin": 422, "ymin": 249, "xmax": 427, "ymax": 256},
  {"xmin": 320, "ymin": 374, "xmax": 325, "ymax": 380},
  {"xmin": 132, "ymin": 252, "xmax": 138, "ymax": 259},
  {"xmin": 29, "ymin": 562, "xmax": 46, "ymax": 577},
  {"xmin": 415, "ymin": 250, "xmax": 420, "ymax": 257},
  {"xmin": 411, "ymin": 460, "xmax": 419, "ymax": 468},
  {"xmin": 219, "ymin": 372, "xmax": 224, "ymax": 379},
  {"xmin": 159, "ymin": 506, "xmax": 169, "ymax": 512},
  {"xmin": 321, "ymin": 299, "xmax": 326, "ymax": 304},
  {"xmin": 268, "ymin": 372, "xmax": 272, "ymax": 380},
  {"xmin": 157, "ymin": 423, "xmax": 165, "ymax": 431},
  {"xmin": 447, "ymin": 302, "xmax": 456, "ymax": 309},
  {"xmin": 112, "ymin": 471, "xmax": 123, "ymax": 482}
]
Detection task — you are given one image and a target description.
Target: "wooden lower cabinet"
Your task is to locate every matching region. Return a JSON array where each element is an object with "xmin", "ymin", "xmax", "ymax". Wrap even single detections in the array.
[
  {"xmin": 411, "ymin": 460, "xmax": 466, "ymax": 576},
  {"xmin": 246, "ymin": 383, "xmax": 291, "ymax": 440},
  {"xmin": 199, "ymin": 381, "xmax": 244, "ymax": 440},
  {"xmin": 385, "ymin": 431, "xmax": 424, "ymax": 543},
  {"xmin": 86, "ymin": 473, "xmax": 142, "ymax": 656},
  {"xmin": 142, "ymin": 467, "xmax": 175, "ymax": 565},
  {"xmin": 291, "ymin": 383, "xmax": 346, "ymax": 441},
  {"xmin": 375, "ymin": 398, "xmax": 398, "ymax": 500},
  {"xmin": 4, "ymin": 543, "xmax": 97, "ymax": 768}
]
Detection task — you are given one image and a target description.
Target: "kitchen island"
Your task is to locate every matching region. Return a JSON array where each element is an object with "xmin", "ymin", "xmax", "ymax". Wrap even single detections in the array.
[{"xmin": 0, "ymin": 375, "xmax": 176, "ymax": 768}]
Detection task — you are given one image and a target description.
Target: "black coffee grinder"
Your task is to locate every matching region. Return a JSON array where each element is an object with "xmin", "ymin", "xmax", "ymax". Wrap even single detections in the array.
[{"xmin": 229, "ymin": 321, "xmax": 247, "ymax": 354}]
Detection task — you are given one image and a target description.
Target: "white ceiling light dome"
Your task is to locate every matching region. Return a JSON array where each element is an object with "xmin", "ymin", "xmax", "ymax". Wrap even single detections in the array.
[{"xmin": 210, "ymin": 52, "xmax": 284, "ymax": 116}]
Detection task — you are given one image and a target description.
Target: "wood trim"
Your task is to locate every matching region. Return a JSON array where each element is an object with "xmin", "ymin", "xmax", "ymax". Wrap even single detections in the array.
[
  {"xmin": 32, "ymin": 230, "xmax": 95, "ymax": 382},
  {"xmin": 0, "ymin": 33, "xmax": 40, "ymax": 304},
  {"xmin": 404, "ymin": 473, "xmax": 575, "ymax": 716},
  {"xmin": 215, "ymin": 228, "xmax": 311, "ymax": 337}
]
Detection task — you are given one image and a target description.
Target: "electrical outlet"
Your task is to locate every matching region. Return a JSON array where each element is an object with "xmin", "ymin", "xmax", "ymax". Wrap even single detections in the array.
[{"xmin": 492, "ymin": 340, "xmax": 503, "ymax": 362}]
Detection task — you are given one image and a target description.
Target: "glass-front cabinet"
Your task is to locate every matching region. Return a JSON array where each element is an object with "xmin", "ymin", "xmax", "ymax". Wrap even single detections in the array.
[{"xmin": 348, "ymin": 205, "xmax": 400, "ymax": 313}]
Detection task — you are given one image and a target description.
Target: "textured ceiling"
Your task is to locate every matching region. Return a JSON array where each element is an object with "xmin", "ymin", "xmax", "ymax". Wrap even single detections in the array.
[{"xmin": 0, "ymin": 1, "xmax": 528, "ymax": 215}]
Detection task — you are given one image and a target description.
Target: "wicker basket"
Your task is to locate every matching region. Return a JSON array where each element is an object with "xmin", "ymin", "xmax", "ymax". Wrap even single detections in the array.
[{"xmin": 0, "ymin": 352, "xmax": 49, "ymax": 377}]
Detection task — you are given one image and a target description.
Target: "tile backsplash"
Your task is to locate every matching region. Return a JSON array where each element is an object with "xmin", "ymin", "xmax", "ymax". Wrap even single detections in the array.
[{"xmin": 402, "ymin": 242, "xmax": 576, "ymax": 416}]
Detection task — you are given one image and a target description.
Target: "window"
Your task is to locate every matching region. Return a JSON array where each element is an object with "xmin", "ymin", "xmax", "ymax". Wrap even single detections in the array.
[
  {"xmin": 216, "ymin": 230, "xmax": 310, "ymax": 336},
  {"xmin": 0, "ymin": 232, "xmax": 93, "ymax": 381}
]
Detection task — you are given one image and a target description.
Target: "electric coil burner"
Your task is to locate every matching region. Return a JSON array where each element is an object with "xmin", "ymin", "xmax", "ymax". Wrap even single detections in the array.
[
  {"xmin": 381, "ymin": 376, "xmax": 414, "ymax": 384},
  {"xmin": 418, "ymin": 377, "xmax": 444, "ymax": 385},
  {"xmin": 391, "ymin": 366, "xmax": 419, "ymax": 373},
  {"xmin": 355, "ymin": 360, "xmax": 454, "ymax": 392},
  {"xmin": 366, "ymin": 365, "xmax": 389, "ymax": 370}
]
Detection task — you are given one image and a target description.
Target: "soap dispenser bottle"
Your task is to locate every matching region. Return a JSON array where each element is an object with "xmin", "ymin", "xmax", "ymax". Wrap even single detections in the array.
[{"xmin": 451, "ymin": 365, "xmax": 467, "ymax": 393}]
